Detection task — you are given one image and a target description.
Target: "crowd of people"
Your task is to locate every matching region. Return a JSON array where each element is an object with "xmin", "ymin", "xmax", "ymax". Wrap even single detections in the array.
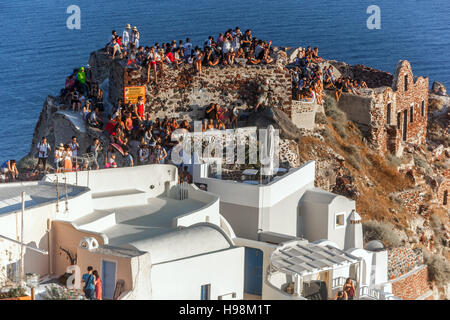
[
  {"xmin": 104, "ymin": 25, "xmax": 275, "ymax": 82},
  {"xmin": 324, "ymin": 72, "xmax": 368, "ymax": 102},
  {"xmin": 290, "ymin": 46, "xmax": 325, "ymax": 104}
]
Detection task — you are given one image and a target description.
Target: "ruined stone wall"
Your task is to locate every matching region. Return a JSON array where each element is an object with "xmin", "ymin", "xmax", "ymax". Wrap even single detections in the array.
[
  {"xmin": 108, "ymin": 60, "xmax": 293, "ymax": 122},
  {"xmin": 390, "ymin": 265, "xmax": 430, "ymax": 300},
  {"xmin": 290, "ymin": 100, "xmax": 317, "ymax": 130},
  {"xmin": 329, "ymin": 60, "xmax": 393, "ymax": 88},
  {"xmin": 392, "ymin": 61, "xmax": 429, "ymax": 147}
]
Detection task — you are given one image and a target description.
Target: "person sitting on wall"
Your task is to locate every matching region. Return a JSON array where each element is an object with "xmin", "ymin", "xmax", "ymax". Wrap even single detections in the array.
[
  {"xmin": 1, "ymin": 159, "xmax": 19, "ymax": 182},
  {"xmin": 247, "ymin": 47, "xmax": 261, "ymax": 65},
  {"xmin": 203, "ymin": 47, "xmax": 220, "ymax": 67},
  {"xmin": 333, "ymin": 290, "xmax": 348, "ymax": 300},
  {"xmin": 88, "ymin": 107, "xmax": 103, "ymax": 129}
]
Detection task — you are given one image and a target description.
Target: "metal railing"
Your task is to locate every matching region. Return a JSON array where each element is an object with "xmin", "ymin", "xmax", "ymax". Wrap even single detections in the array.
[
  {"xmin": 359, "ymin": 285, "xmax": 382, "ymax": 300},
  {"xmin": 331, "ymin": 277, "xmax": 357, "ymax": 289},
  {"xmin": 178, "ymin": 182, "xmax": 189, "ymax": 200}
]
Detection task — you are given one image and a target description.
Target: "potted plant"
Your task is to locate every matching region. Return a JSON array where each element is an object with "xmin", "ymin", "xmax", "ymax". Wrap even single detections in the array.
[{"xmin": 0, "ymin": 286, "xmax": 31, "ymax": 300}]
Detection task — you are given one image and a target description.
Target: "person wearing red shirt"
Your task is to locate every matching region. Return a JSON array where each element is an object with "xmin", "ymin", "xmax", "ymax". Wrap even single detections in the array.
[
  {"xmin": 104, "ymin": 115, "xmax": 116, "ymax": 135},
  {"xmin": 137, "ymin": 96, "xmax": 145, "ymax": 118}
]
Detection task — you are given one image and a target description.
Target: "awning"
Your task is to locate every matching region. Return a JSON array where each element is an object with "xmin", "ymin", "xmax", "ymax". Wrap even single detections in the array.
[{"xmin": 270, "ymin": 241, "xmax": 360, "ymax": 277}]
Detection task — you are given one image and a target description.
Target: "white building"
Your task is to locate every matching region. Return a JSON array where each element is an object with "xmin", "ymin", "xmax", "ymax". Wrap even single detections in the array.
[
  {"xmin": 0, "ymin": 165, "xmax": 244, "ymax": 300},
  {"xmin": 191, "ymin": 157, "xmax": 397, "ymax": 300}
]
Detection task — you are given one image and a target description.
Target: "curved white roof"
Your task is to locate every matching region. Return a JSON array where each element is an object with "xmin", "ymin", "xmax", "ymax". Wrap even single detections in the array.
[{"xmin": 125, "ymin": 224, "xmax": 233, "ymax": 264}]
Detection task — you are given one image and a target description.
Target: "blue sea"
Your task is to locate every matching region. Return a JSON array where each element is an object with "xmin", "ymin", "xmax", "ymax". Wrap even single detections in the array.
[{"xmin": 0, "ymin": 0, "xmax": 449, "ymax": 162}]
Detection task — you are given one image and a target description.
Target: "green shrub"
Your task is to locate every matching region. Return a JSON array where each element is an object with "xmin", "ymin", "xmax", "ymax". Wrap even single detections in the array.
[
  {"xmin": 413, "ymin": 154, "xmax": 432, "ymax": 175},
  {"xmin": 430, "ymin": 215, "xmax": 447, "ymax": 247},
  {"xmin": 423, "ymin": 250, "xmax": 450, "ymax": 285},
  {"xmin": 16, "ymin": 156, "xmax": 38, "ymax": 171},
  {"xmin": 315, "ymin": 112, "xmax": 328, "ymax": 125},
  {"xmin": 388, "ymin": 154, "xmax": 401, "ymax": 167},
  {"xmin": 323, "ymin": 94, "xmax": 346, "ymax": 122},
  {"xmin": 346, "ymin": 154, "xmax": 361, "ymax": 171},
  {"xmin": 362, "ymin": 220, "xmax": 402, "ymax": 248},
  {"xmin": 333, "ymin": 122, "xmax": 347, "ymax": 139}
]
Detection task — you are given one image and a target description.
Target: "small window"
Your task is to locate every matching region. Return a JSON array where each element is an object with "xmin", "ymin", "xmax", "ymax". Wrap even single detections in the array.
[
  {"xmin": 201, "ymin": 284, "xmax": 211, "ymax": 300},
  {"xmin": 444, "ymin": 190, "xmax": 448, "ymax": 206},
  {"xmin": 397, "ymin": 112, "xmax": 401, "ymax": 129},
  {"xmin": 335, "ymin": 213, "xmax": 345, "ymax": 228},
  {"xmin": 421, "ymin": 101, "xmax": 425, "ymax": 117},
  {"xmin": 386, "ymin": 103, "xmax": 391, "ymax": 124},
  {"xmin": 404, "ymin": 74, "xmax": 408, "ymax": 91},
  {"xmin": 410, "ymin": 105, "xmax": 414, "ymax": 123}
]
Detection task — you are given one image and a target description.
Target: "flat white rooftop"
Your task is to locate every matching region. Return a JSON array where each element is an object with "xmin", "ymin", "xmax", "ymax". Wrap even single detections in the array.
[{"xmin": 0, "ymin": 181, "xmax": 87, "ymax": 215}]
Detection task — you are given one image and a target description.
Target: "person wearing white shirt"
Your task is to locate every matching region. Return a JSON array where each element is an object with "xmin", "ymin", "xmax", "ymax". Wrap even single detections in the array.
[
  {"xmin": 54, "ymin": 143, "xmax": 64, "ymax": 173},
  {"xmin": 122, "ymin": 24, "xmax": 131, "ymax": 47},
  {"xmin": 34, "ymin": 137, "xmax": 51, "ymax": 173},
  {"xmin": 69, "ymin": 136, "xmax": 80, "ymax": 167},
  {"xmin": 184, "ymin": 38, "xmax": 193, "ymax": 61}
]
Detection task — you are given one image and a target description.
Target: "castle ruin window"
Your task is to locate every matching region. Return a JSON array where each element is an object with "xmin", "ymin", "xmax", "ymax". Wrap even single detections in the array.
[
  {"xmin": 421, "ymin": 100, "xmax": 425, "ymax": 117},
  {"xmin": 387, "ymin": 103, "xmax": 391, "ymax": 124},
  {"xmin": 410, "ymin": 105, "xmax": 414, "ymax": 123},
  {"xmin": 404, "ymin": 74, "xmax": 408, "ymax": 91},
  {"xmin": 444, "ymin": 190, "xmax": 448, "ymax": 206},
  {"xmin": 397, "ymin": 112, "xmax": 401, "ymax": 129}
]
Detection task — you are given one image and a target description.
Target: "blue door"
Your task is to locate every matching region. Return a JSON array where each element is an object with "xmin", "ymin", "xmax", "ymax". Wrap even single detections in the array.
[
  {"xmin": 102, "ymin": 260, "xmax": 116, "ymax": 299},
  {"xmin": 244, "ymin": 248, "xmax": 263, "ymax": 295},
  {"xmin": 200, "ymin": 284, "xmax": 211, "ymax": 300}
]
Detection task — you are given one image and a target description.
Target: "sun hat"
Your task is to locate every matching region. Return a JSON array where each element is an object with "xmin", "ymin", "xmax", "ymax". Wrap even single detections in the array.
[
  {"xmin": 126, "ymin": 24, "xmax": 131, "ymax": 29},
  {"xmin": 58, "ymin": 143, "xmax": 64, "ymax": 149},
  {"xmin": 132, "ymin": 26, "xmax": 138, "ymax": 31}
]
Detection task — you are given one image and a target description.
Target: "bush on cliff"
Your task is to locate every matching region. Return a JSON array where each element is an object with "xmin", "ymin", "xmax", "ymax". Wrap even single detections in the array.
[
  {"xmin": 423, "ymin": 250, "xmax": 450, "ymax": 285},
  {"xmin": 323, "ymin": 94, "xmax": 346, "ymax": 123},
  {"xmin": 315, "ymin": 112, "xmax": 328, "ymax": 125},
  {"xmin": 17, "ymin": 156, "xmax": 38, "ymax": 171},
  {"xmin": 363, "ymin": 220, "xmax": 402, "ymax": 248}
]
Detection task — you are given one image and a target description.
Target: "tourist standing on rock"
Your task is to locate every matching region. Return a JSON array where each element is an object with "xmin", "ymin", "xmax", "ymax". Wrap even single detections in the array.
[
  {"xmin": 89, "ymin": 138, "xmax": 102, "ymax": 170},
  {"xmin": 130, "ymin": 26, "xmax": 140, "ymax": 48},
  {"xmin": 34, "ymin": 137, "xmax": 51, "ymax": 173},
  {"xmin": 1, "ymin": 160, "xmax": 19, "ymax": 182},
  {"xmin": 69, "ymin": 136, "xmax": 80, "ymax": 167},
  {"xmin": 122, "ymin": 24, "xmax": 131, "ymax": 48},
  {"xmin": 63, "ymin": 144, "xmax": 73, "ymax": 172},
  {"xmin": 75, "ymin": 67, "xmax": 87, "ymax": 95},
  {"xmin": 54, "ymin": 143, "xmax": 64, "ymax": 173}
]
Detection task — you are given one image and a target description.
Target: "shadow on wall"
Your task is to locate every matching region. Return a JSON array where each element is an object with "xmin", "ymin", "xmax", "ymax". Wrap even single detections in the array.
[{"xmin": 24, "ymin": 238, "xmax": 48, "ymax": 276}]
